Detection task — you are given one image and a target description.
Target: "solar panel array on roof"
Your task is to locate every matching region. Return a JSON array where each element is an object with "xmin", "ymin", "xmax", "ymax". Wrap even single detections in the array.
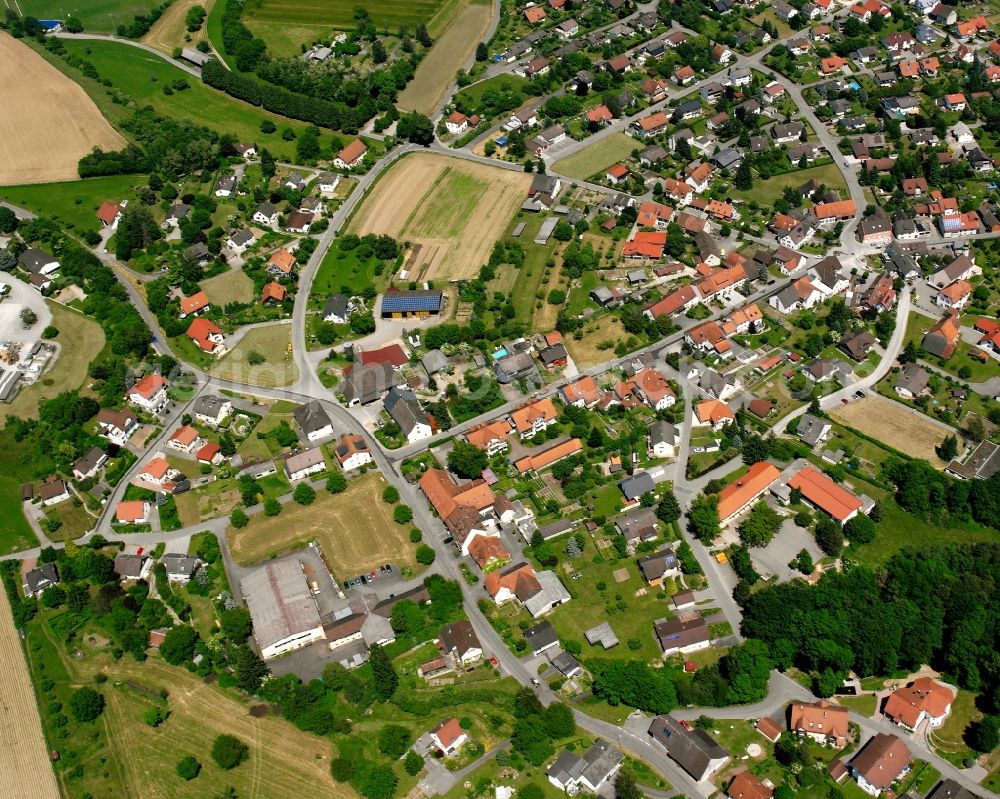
[{"xmin": 381, "ymin": 291, "xmax": 442, "ymax": 312}]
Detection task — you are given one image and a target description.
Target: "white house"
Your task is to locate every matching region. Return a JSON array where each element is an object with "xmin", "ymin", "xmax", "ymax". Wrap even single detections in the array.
[
  {"xmin": 125, "ymin": 374, "xmax": 168, "ymax": 412},
  {"xmin": 769, "ymin": 277, "xmax": 823, "ymax": 314},
  {"xmin": 547, "ymin": 740, "xmax": 623, "ymax": 794},
  {"xmin": 384, "ymin": 387, "xmax": 433, "ymax": 444},
  {"xmin": 191, "ymin": 395, "xmax": 232, "ymax": 428},
  {"xmin": 430, "ymin": 719, "xmax": 468, "ymax": 756},
  {"xmin": 333, "ymin": 434, "xmax": 372, "ymax": 472},
  {"xmin": 283, "ymin": 448, "xmax": 326, "ymax": 481},
  {"xmin": 96, "ymin": 409, "xmax": 138, "ymax": 446},
  {"xmin": 648, "ymin": 421, "xmax": 679, "ymax": 458},
  {"xmin": 252, "ymin": 202, "xmax": 279, "ymax": 227}
]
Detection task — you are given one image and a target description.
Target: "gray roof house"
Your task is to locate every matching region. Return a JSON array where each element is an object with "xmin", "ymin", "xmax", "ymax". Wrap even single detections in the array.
[
  {"xmin": 524, "ymin": 620, "xmax": 560, "ymax": 654},
  {"xmin": 494, "ymin": 351, "xmax": 538, "ymax": 384},
  {"xmin": 547, "ymin": 740, "xmax": 623, "ymax": 793},
  {"xmin": 615, "ymin": 506, "xmax": 659, "ymax": 544},
  {"xmin": 422, "ymin": 349, "xmax": 450, "ymax": 375},
  {"xmin": 322, "ymin": 293, "xmax": 351, "ymax": 323},
  {"xmin": 24, "ymin": 562, "xmax": 58, "ymax": 597},
  {"xmin": 342, "ymin": 362, "xmax": 403, "ymax": 405},
  {"xmin": 618, "ymin": 472, "xmax": 655, "ymax": 501},
  {"xmin": 114, "ymin": 553, "xmax": 147, "ymax": 580},
  {"xmin": 797, "ymin": 413, "xmax": 832, "ymax": 447},
  {"xmin": 294, "ymin": 399, "xmax": 334, "ymax": 442},
  {"xmin": 648, "ymin": 715, "xmax": 731, "ymax": 781},
  {"xmin": 384, "ymin": 387, "xmax": 432, "ymax": 441},
  {"xmin": 162, "ymin": 554, "xmax": 200, "ymax": 582}
]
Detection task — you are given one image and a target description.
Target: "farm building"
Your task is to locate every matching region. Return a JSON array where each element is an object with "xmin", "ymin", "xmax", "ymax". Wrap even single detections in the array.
[{"xmin": 380, "ymin": 290, "xmax": 443, "ymax": 319}]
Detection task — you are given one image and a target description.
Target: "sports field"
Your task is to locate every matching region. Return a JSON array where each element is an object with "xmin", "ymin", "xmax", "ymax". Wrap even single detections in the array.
[
  {"xmin": 210, "ymin": 324, "xmax": 299, "ymax": 387},
  {"xmin": 552, "ymin": 133, "xmax": 637, "ymax": 181},
  {"xmin": 243, "ymin": 0, "xmax": 447, "ymax": 30},
  {"xmin": 0, "ymin": 33, "xmax": 124, "ymax": 184},
  {"xmin": 830, "ymin": 395, "xmax": 950, "ymax": 466},
  {"xmin": 397, "ymin": 0, "xmax": 493, "ymax": 115},
  {"xmin": 0, "ymin": 302, "xmax": 105, "ymax": 423},
  {"xmin": 349, "ymin": 153, "xmax": 529, "ymax": 282},
  {"xmin": 200, "ymin": 268, "xmax": 254, "ymax": 305},
  {"xmin": 228, "ymin": 472, "xmax": 418, "ymax": 574},
  {"xmin": 58, "ymin": 39, "xmax": 310, "ymax": 161}
]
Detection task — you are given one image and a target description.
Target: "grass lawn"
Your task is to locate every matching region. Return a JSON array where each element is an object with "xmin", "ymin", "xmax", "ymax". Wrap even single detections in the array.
[
  {"xmin": 174, "ymin": 480, "xmax": 243, "ymax": 527},
  {"xmin": 928, "ymin": 688, "xmax": 982, "ymax": 766},
  {"xmin": 200, "ymin": 268, "xmax": 254, "ymax": 305},
  {"xmin": 227, "ymin": 471, "xmax": 420, "ymax": 575},
  {"xmin": 58, "ymin": 39, "xmax": 311, "ymax": 161},
  {"xmin": 564, "ymin": 316, "xmax": 629, "ymax": 370},
  {"xmin": 311, "ymin": 244, "xmax": 390, "ymax": 302},
  {"xmin": 0, "ymin": 302, "xmax": 105, "ymax": 424},
  {"xmin": 16, "ymin": 0, "xmax": 161, "ymax": 32},
  {"xmin": 210, "ymin": 324, "xmax": 299, "ymax": 387},
  {"xmin": 752, "ymin": 9, "xmax": 794, "ymax": 38},
  {"xmin": 544, "ymin": 543, "xmax": 680, "ymax": 664},
  {"xmin": 729, "ymin": 161, "xmax": 848, "ymax": 207},
  {"xmin": 455, "ymin": 74, "xmax": 528, "ymax": 115},
  {"xmin": 43, "ymin": 497, "xmax": 96, "ymax": 541},
  {"xmin": 552, "ymin": 133, "xmax": 639, "ymax": 181},
  {"xmin": 848, "ymin": 498, "xmax": 997, "ymax": 565},
  {"xmin": 837, "ymin": 694, "xmax": 877, "ymax": 716},
  {"xmin": 509, "ymin": 215, "xmax": 561, "ymax": 327},
  {"xmin": 0, "ymin": 175, "xmax": 146, "ymax": 233}
]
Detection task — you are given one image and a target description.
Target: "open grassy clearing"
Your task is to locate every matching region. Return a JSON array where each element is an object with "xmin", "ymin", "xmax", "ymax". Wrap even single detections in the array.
[
  {"xmin": 0, "ymin": 587, "xmax": 59, "ymax": 798},
  {"xmin": 349, "ymin": 153, "xmax": 529, "ymax": 282},
  {"xmin": 242, "ymin": 21, "xmax": 329, "ymax": 57},
  {"xmin": 928, "ymin": 688, "xmax": 982, "ymax": 766},
  {"xmin": 0, "ymin": 174, "xmax": 146, "ymax": 233},
  {"xmin": 564, "ymin": 317, "xmax": 629, "ymax": 369},
  {"xmin": 0, "ymin": 302, "xmax": 104, "ymax": 424},
  {"xmin": 0, "ymin": 33, "xmax": 124, "ymax": 185},
  {"xmin": 43, "ymin": 497, "xmax": 97, "ymax": 541},
  {"xmin": 0, "ymin": 430, "xmax": 41, "ymax": 555},
  {"xmin": 227, "ymin": 471, "xmax": 418, "ymax": 574},
  {"xmin": 142, "ymin": 0, "xmax": 212, "ymax": 54},
  {"xmin": 728, "ymin": 161, "xmax": 848, "ymax": 206},
  {"xmin": 397, "ymin": 0, "xmax": 492, "ymax": 115},
  {"xmin": 551, "ymin": 133, "xmax": 638, "ymax": 181},
  {"xmin": 58, "ymin": 39, "xmax": 310, "ymax": 161},
  {"xmin": 174, "ymin": 482, "xmax": 242, "ymax": 527},
  {"xmin": 244, "ymin": 0, "xmax": 447, "ymax": 29},
  {"xmin": 199, "ymin": 268, "xmax": 254, "ymax": 305},
  {"xmin": 13, "ymin": 0, "xmax": 160, "ymax": 33},
  {"xmin": 210, "ymin": 324, "xmax": 299, "ymax": 387},
  {"xmin": 456, "ymin": 74, "xmax": 529, "ymax": 115},
  {"xmin": 829, "ymin": 395, "xmax": 950, "ymax": 466}
]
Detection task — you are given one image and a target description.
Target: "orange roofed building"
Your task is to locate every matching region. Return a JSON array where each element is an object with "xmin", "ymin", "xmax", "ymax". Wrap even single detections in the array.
[
  {"xmin": 562, "ymin": 375, "xmax": 601, "ymax": 407},
  {"xmin": 419, "ymin": 468, "xmax": 496, "ymax": 543},
  {"xmin": 786, "ymin": 465, "xmax": 863, "ymax": 522},
  {"xmin": 514, "ymin": 438, "xmax": 582, "ymax": 473},
  {"xmin": 717, "ymin": 461, "xmax": 781, "ymax": 525},
  {"xmin": 883, "ymin": 678, "xmax": 954, "ymax": 731},
  {"xmin": 465, "ymin": 419, "xmax": 513, "ymax": 456},
  {"xmin": 789, "ymin": 700, "xmax": 850, "ymax": 747},
  {"xmin": 510, "ymin": 397, "xmax": 558, "ymax": 437},
  {"xmin": 695, "ymin": 399, "xmax": 735, "ymax": 430}
]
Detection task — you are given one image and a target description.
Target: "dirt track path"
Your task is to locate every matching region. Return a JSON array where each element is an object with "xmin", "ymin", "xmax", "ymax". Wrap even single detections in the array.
[
  {"xmin": 0, "ymin": 587, "xmax": 60, "ymax": 798},
  {"xmin": 142, "ymin": 0, "xmax": 212, "ymax": 54}
]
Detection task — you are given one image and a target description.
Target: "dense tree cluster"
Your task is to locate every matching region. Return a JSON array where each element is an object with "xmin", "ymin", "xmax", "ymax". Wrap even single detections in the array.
[
  {"xmin": 884, "ymin": 457, "xmax": 1000, "ymax": 531},
  {"xmin": 742, "ymin": 544, "xmax": 1000, "ymax": 696},
  {"xmin": 510, "ymin": 689, "xmax": 575, "ymax": 765}
]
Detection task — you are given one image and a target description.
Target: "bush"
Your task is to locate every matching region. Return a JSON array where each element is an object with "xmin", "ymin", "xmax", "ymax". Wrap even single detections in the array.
[
  {"xmin": 293, "ymin": 483, "xmax": 316, "ymax": 505},
  {"xmin": 160, "ymin": 625, "xmax": 199, "ymax": 665},
  {"xmin": 42, "ymin": 325, "xmax": 59, "ymax": 339},
  {"xmin": 327, "ymin": 472, "xmax": 347, "ymax": 493},
  {"xmin": 403, "ymin": 750, "xmax": 423, "ymax": 775},
  {"xmin": 143, "ymin": 705, "xmax": 169, "ymax": 727},
  {"xmin": 415, "ymin": 545, "xmax": 436, "ymax": 565},
  {"xmin": 264, "ymin": 498, "xmax": 282, "ymax": 517},
  {"xmin": 409, "ymin": 528, "xmax": 422, "ymax": 543},
  {"xmin": 176, "ymin": 755, "xmax": 201, "ymax": 780},
  {"xmin": 394, "ymin": 505, "xmax": 413, "ymax": 524},
  {"xmin": 230, "ymin": 508, "xmax": 249, "ymax": 528},
  {"xmin": 330, "ymin": 758, "xmax": 354, "ymax": 781},
  {"xmin": 69, "ymin": 686, "xmax": 105, "ymax": 722},
  {"xmin": 382, "ymin": 485, "xmax": 399, "ymax": 503},
  {"xmin": 212, "ymin": 734, "xmax": 249, "ymax": 770}
]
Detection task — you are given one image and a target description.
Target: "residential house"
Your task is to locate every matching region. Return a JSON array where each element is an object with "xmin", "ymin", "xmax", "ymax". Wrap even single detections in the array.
[
  {"xmin": 167, "ymin": 425, "xmax": 203, "ymax": 454},
  {"xmin": 922, "ymin": 313, "xmax": 960, "ymax": 359},
  {"xmin": 261, "ymin": 281, "xmax": 286, "ymax": 305},
  {"xmin": 72, "ymin": 446, "xmax": 107, "ymax": 480},
  {"xmin": 840, "ymin": 330, "xmax": 877, "ymax": 361},
  {"xmin": 438, "ymin": 619, "xmax": 483, "ymax": 667},
  {"xmin": 895, "ymin": 364, "xmax": 930, "ymax": 399},
  {"xmin": 936, "ymin": 280, "xmax": 972, "ymax": 310},
  {"xmin": 384, "ymin": 386, "xmax": 433, "ymax": 444},
  {"xmin": 333, "ymin": 433, "xmax": 372, "ymax": 472},
  {"xmin": 695, "ymin": 399, "xmax": 735, "ymax": 431},
  {"xmin": 789, "ymin": 700, "xmax": 850, "ymax": 747},
  {"xmin": 294, "ymin": 399, "xmax": 334, "ymax": 443},
  {"xmin": 547, "ymin": 740, "xmax": 623, "ymax": 794},
  {"xmin": 186, "ymin": 318, "xmax": 225, "ymax": 354},
  {"xmin": 96, "ymin": 409, "xmax": 138, "ymax": 446},
  {"xmin": 883, "ymin": 678, "xmax": 954, "ymax": 731},
  {"xmin": 24, "ymin": 563, "xmax": 59, "ymax": 598},
  {"xmin": 342, "ymin": 362, "xmax": 403, "ymax": 406},
  {"xmin": 849, "ymin": 734, "xmax": 910, "ymax": 796},
  {"xmin": 283, "ymin": 448, "xmax": 326, "ymax": 481},
  {"xmin": 37, "ymin": 477, "xmax": 70, "ymax": 506},
  {"xmin": 253, "ymin": 202, "xmax": 279, "ymax": 226},
  {"xmin": 638, "ymin": 548, "xmax": 680, "ymax": 586},
  {"xmin": 335, "ymin": 139, "xmax": 367, "ymax": 169},
  {"xmin": 162, "ymin": 554, "xmax": 200, "ymax": 583},
  {"xmin": 322, "ymin": 293, "xmax": 352, "ymax": 324},
  {"xmin": 648, "ymin": 420, "xmax": 679, "ymax": 458},
  {"xmin": 562, "ymin": 375, "xmax": 601, "ymax": 408},
  {"xmin": 716, "ymin": 461, "xmax": 781, "ymax": 525},
  {"xmin": 648, "ymin": 715, "xmax": 731, "ymax": 781},
  {"xmin": 770, "ymin": 277, "xmax": 823, "ymax": 314},
  {"xmin": 125, "ymin": 374, "xmax": 167, "ymax": 412},
  {"xmin": 214, "ymin": 174, "xmax": 237, "ymax": 197},
  {"xmin": 798, "ymin": 413, "xmax": 832, "ymax": 447},
  {"xmin": 192, "ymin": 395, "xmax": 232, "ymax": 427}
]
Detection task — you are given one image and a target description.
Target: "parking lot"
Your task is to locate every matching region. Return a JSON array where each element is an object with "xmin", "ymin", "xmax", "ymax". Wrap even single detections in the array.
[{"xmin": 0, "ymin": 274, "xmax": 50, "ymax": 342}]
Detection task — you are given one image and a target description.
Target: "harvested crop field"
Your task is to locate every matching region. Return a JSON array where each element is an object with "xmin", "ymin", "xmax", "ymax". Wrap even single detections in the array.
[
  {"xmin": 228, "ymin": 472, "xmax": 418, "ymax": 575},
  {"xmin": 349, "ymin": 153, "xmax": 528, "ymax": 282},
  {"xmin": 830, "ymin": 395, "xmax": 950, "ymax": 466},
  {"xmin": 0, "ymin": 588, "xmax": 59, "ymax": 798},
  {"xmin": 0, "ymin": 32, "xmax": 124, "ymax": 185},
  {"xmin": 142, "ymin": 0, "xmax": 212, "ymax": 53},
  {"xmin": 397, "ymin": 0, "xmax": 492, "ymax": 115}
]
